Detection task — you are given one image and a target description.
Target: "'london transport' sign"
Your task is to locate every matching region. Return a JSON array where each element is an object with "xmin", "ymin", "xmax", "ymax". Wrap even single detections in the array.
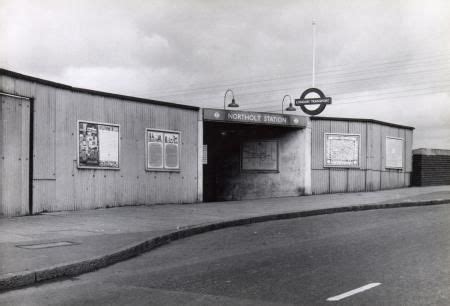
[
  {"xmin": 203, "ymin": 108, "xmax": 307, "ymax": 128},
  {"xmin": 295, "ymin": 88, "xmax": 332, "ymax": 116}
]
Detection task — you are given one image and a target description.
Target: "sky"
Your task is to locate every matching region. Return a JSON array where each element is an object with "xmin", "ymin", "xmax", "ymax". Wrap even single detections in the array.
[{"xmin": 1, "ymin": 0, "xmax": 449, "ymax": 149}]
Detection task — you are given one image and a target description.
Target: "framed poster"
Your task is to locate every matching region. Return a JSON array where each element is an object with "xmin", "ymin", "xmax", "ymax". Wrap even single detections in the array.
[
  {"xmin": 324, "ymin": 133, "xmax": 360, "ymax": 167},
  {"xmin": 146, "ymin": 129, "xmax": 180, "ymax": 171},
  {"xmin": 241, "ymin": 140, "xmax": 279, "ymax": 172},
  {"xmin": 385, "ymin": 136, "xmax": 403, "ymax": 169},
  {"xmin": 77, "ymin": 121, "xmax": 120, "ymax": 169}
]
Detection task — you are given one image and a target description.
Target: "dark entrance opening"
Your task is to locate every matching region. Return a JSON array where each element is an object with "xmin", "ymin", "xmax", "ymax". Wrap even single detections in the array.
[{"xmin": 203, "ymin": 121, "xmax": 301, "ymax": 202}]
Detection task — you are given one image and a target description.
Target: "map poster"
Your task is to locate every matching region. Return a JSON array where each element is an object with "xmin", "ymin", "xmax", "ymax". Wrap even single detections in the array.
[
  {"xmin": 78, "ymin": 121, "xmax": 120, "ymax": 169},
  {"xmin": 385, "ymin": 137, "xmax": 403, "ymax": 169},
  {"xmin": 325, "ymin": 134, "xmax": 360, "ymax": 167},
  {"xmin": 241, "ymin": 140, "xmax": 278, "ymax": 171}
]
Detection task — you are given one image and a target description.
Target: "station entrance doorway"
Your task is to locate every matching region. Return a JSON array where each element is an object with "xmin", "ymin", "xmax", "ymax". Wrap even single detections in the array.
[{"xmin": 202, "ymin": 108, "xmax": 308, "ymax": 202}]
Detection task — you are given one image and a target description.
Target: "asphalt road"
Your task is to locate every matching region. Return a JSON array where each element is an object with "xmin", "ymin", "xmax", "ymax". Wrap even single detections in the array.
[{"xmin": 1, "ymin": 205, "xmax": 449, "ymax": 305}]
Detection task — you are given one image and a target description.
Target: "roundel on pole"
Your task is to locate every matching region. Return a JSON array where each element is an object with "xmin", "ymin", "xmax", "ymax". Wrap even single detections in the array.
[{"xmin": 295, "ymin": 88, "xmax": 332, "ymax": 116}]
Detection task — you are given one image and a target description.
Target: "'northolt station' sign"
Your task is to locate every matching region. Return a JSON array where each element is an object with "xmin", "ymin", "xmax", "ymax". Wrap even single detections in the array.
[{"xmin": 203, "ymin": 108, "xmax": 307, "ymax": 128}]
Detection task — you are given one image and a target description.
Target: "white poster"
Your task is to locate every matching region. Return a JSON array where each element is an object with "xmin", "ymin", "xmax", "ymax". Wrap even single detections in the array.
[
  {"xmin": 386, "ymin": 137, "xmax": 403, "ymax": 169},
  {"xmin": 164, "ymin": 132, "xmax": 180, "ymax": 169},
  {"xmin": 325, "ymin": 134, "xmax": 360, "ymax": 167},
  {"xmin": 147, "ymin": 131, "xmax": 164, "ymax": 169},
  {"xmin": 98, "ymin": 125, "xmax": 119, "ymax": 167}
]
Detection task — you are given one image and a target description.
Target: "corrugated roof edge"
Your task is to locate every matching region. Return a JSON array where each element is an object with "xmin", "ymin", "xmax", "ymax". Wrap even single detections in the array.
[
  {"xmin": 310, "ymin": 116, "xmax": 414, "ymax": 130},
  {"xmin": 0, "ymin": 68, "xmax": 199, "ymax": 111}
]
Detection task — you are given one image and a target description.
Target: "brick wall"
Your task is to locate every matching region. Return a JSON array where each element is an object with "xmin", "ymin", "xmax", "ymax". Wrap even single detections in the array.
[{"xmin": 412, "ymin": 148, "xmax": 450, "ymax": 186}]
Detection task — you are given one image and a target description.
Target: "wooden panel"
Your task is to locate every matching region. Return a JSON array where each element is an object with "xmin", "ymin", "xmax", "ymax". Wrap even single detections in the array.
[
  {"xmin": 366, "ymin": 170, "xmax": 381, "ymax": 191},
  {"xmin": 330, "ymin": 168, "xmax": 347, "ymax": 193},
  {"xmin": 311, "ymin": 169, "xmax": 329, "ymax": 194},
  {"xmin": 389, "ymin": 171, "xmax": 399, "ymax": 188},
  {"xmin": 330, "ymin": 120, "xmax": 349, "ymax": 133},
  {"xmin": 405, "ymin": 129, "xmax": 413, "ymax": 173},
  {"xmin": 1, "ymin": 75, "xmax": 15, "ymax": 93},
  {"xmin": 33, "ymin": 84, "xmax": 56, "ymax": 179},
  {"xmin": 380, "ymin": 171, "xmax": 391, "ymax": 189},
  {"xmin": 397, "ymin": 171, "xmax": 405, "ymax": 187},
  {"xmin": 33, "ymin": 180, "xmax": 56, "ymax": 213},
  {"xmin": 0, "ymin": 96, "xmax": 30, "ymax": 216},
  {"xmin": 367, "ymin": 123, "xmax": 382, "ymax": 170},
  {"xmin": 348, "ymin": 122, "xmax": 367, "ymax": 170},
  {"xmin": 311, "ymin": 119, "xmax": 330, "ymax": 169},
  {"xmin": 404, "ymin": 172, "xmax": 411, "ymax": 187},
  {"xmin": 12, "ymin": 77, "xmax": 37, "ymax": 97},
  {"xmin": 348, "ymin": 169, "xmax": 366, "ymax": 192}
]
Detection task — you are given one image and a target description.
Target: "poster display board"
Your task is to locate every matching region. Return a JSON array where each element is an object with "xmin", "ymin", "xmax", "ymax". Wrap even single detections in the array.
[
  {"xmin": 386, "ymin": 137, "xmax": 403, "ymax": 169},
  {"xmin": 241, "ymin": 140, "xmax": 278, "ymax": 171},
  {"xmin": 78, "ymin": 121, "xmax": 120, "ymax": 169},
  {"xmin": 146, "ymin": 129, "xmax": 180, "ymax": 171},
  {"xmin": 325, "ymin": 133, "xmax": 360, "ymax": 167}
]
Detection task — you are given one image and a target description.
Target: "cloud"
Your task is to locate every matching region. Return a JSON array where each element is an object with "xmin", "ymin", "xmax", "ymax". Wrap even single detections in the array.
[{"xmin": 0, "ymin": 0, "xmax": 449, "ymax": 148}]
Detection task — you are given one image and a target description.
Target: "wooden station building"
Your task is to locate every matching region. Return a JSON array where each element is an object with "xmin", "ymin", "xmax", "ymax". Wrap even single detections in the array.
[{"xmin": 0, "ymin": 69, "xmax": 414, "ymax": 216}]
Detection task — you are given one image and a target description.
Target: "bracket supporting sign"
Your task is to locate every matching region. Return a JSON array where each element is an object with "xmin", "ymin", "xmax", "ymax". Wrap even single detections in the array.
[{"xmin": 295, "ymin": 88, "xmax": 332, "ymax": 116}]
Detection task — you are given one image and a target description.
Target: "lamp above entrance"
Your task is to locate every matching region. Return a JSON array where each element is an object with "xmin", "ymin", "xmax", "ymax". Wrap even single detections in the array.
[
  {"xmin": 224, "ymin": 89, "xmax": 239, "ymax": 109},
  {"xmin": 282, "ymin": 94, "xmax": 297, "ymax": 113}
]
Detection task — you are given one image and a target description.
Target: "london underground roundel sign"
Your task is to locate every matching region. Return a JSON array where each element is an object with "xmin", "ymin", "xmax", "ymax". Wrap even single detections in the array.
[{"xmin": 294, "ymin": 88, "xmax": 332, "ymax": 116}]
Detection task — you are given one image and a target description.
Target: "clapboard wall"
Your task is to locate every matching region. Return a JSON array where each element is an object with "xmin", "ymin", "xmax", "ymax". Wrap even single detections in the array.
[
  {"xmin": 310, "ymin": 117, "xmax": 413, "ymax": 195},
  {"xmin": 0, "ymin": 69, "xmax": 199, "ymax": 215}
]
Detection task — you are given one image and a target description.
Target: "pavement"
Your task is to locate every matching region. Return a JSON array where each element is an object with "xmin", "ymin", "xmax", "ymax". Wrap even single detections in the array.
[{"xmin": 1, "ymin": 185, "xmax": 450, "ymax": 291}]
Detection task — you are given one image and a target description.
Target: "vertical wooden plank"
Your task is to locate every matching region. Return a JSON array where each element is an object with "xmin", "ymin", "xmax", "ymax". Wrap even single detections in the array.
[
  {"xmin": 404, "ymin": 172, "xmax": 411, "ymax": 187},
  {"xmin": 312, "ymin": 169, "xmax": 329, "ymax": 194},
  {"xmin": 33, "ymin": 84, "xmax": 56, "ymax": 179},
  {"xmin": 405, "ymin": 129, "xmax": 413, "ymax": 173},
  {"xmin": 0, "ymin": 96, "xmax": 30, "ymax": 216},
  {"xmin": 1, "ymin": 75, "xmax": 15, "ymax": 93},
  {"xmin": 330, "ymin": 169, "xmax": 347, "ymax": 193},
  {"xmin": 0, "ymin": 97, "xmax": 3, "ymax": 215},
  {"xmin": 329, "ymin": 121, "xmax": 349, "ymax": 192},
  {"xmin": 311, "ymin": 120, "xmax": 330, "ymax": 169},
  {"xmin": 348, "ymin": 169, "xmax": 366, "ymax": 192},
  {"xmin": 12, "ymin": 78, "xmax": 36, "ymax": 98},
  {"xmin": 0, "ymin": 96, "xmax": 4, "ymax": 215},
  {"xmin": 368, "ymin": 123, "xmax": 382, "ymax": 171},
  {"xmin": 366, "ymin": 170, "xmax": 381, "ymax": 191},
  {"xmin": 21, "ymin": 99, "xmax": 30, "ymax": 214},
  {"xmin": 380, "ymin": 171, "xmax": 390, "ymax": 189},
  {"xmin": 3, "ymin": 97, "xmax": 21, "ymax": 215},
  {"xmin": 349, "ymin": 121, "xmax": 367, "ymax": 170},
  {"xmin": 329, "ymin": 120, "xmax": 349, "ymax": 134}
]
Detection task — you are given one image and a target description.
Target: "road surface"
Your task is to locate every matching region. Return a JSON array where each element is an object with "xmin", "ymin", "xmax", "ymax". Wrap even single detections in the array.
[{"xmin": 1, "ymin": 205, "xmax": 449, "ymax": 305}]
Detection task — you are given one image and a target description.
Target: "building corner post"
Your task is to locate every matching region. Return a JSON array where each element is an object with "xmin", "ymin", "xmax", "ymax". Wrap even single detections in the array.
[
  {"xmin": 197, "ymin": 109, "xmax": 203, "ymax": 202},
  {"xmin": 304, "ymin": 119, "xmax": 312, "ymax": 195}
]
